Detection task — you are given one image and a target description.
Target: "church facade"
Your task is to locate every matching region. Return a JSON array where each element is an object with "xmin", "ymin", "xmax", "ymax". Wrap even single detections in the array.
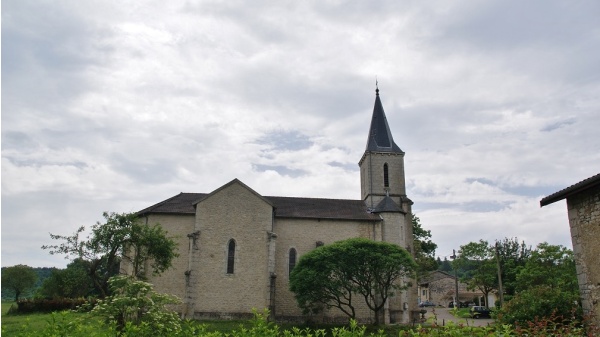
[{"xmin": 131, "ymin": 88, "xmax": 417, "ymax": 324}]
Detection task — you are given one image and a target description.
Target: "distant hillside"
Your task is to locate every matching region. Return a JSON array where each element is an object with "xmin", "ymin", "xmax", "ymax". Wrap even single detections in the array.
[{"xmin": 1, "ymin": 266, "xmax": 57, "ymax": 301}]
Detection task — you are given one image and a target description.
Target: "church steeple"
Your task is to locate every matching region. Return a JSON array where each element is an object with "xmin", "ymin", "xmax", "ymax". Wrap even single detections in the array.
[
  {"xmin": 365, "ymin": 87, "xmax": 404, "ymax": 154},
  {"xmin": 359, "ymin": 87, "xmax": 408, "ymax": 208}
]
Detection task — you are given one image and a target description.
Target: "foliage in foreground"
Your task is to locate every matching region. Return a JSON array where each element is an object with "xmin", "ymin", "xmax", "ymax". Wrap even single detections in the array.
[
  {"xmin": 89, "ymin": 275, "xmax": 182, "ymax": 334},
  {"xmin": 3, "ymin": 308, "xmax": 598, "ymax": 337}
]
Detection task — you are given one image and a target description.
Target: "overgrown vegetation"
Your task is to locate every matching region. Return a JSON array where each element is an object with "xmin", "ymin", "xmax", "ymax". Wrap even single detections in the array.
[{"xmin": 2, "ymin": 306, "xmax": 598, "ymax": 337}]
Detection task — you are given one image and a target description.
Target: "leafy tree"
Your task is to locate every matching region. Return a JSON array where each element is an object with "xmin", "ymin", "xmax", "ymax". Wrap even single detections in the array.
[
  {"xmin": 498, "ymin": 285, "xmax": 580, "ymax": 326},
  {"xmin": 412, "ymin": 215, "xmax": 438, "ymax": 279},
  {"xmin": 42, "ymin": 212, "xmax": 178, "ymax": 297},
  {"xmin": 454, "ymin": 240, "xmax": 497, "ymax": 307},
  {"xmin": 38, "ymin": 258, "xmax": 96, "ymax": 298},
  {"xmin": 1, "ymin": 264, "xmax": 38, "ymax": 301},
  {"xmin": 494, "ymin": 237, "xmax": 531, "ymax": 299},
  {"xmin": 497, "ymin": 243, "xmax": 579, "ymax": 325},
  {"xmin": 289, "ymin": 238, "xmax": 416, "ymax": 324},
  {"xmin": 436, "ymin": 257, "xmax": 453, "ymax": 273},
  {"xmin": 515, "ymin": 242, "xmax": 576, "ymax": 292}
]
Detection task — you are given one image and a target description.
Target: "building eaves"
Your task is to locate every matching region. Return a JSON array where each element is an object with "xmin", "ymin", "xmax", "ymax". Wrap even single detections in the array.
[
  {"xmin": 137, "ymin": 192, "xmax": 206, "ymax": 216},
  {"xmin": 540, "ymin": 173, "xmax": 600, "ymax": 207}
]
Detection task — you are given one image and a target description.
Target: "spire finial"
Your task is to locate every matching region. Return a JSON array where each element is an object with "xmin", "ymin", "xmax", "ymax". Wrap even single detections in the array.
[{"xmin": 375, "ymin": 77, "xmax": 379, "ymax": 96}]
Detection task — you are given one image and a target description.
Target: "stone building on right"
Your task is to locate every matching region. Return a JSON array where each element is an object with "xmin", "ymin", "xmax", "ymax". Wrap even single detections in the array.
[{"xmin": 540, "ymin": 173, "xmax": 600, "ymax": 326}]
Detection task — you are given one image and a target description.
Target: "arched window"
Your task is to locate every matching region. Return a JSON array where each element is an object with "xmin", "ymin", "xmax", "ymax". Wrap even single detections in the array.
[
  {"xmin": 383, "ymin": 163, "xmax": 389, "ymax": 188},
  {"xmin": 227, "ymin": 239, "xmax": 236, "ymax": 274},
  {"xmin": 289, "ymin": 248, "xmax": 297, "ymax": 276}
]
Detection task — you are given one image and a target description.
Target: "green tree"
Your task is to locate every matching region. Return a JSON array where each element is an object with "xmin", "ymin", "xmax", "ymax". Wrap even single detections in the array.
[
  {"xmin": 412, "ymin": 215, "xmax": 438, "ymax": 279},
  {"xmin": 437, "ymin": 257, "xmax": 453, "ymax": 273},
  {"xmin": 38, "ymin": 258, "xmax": 96, "ymax": 298},
  {"xmin": 1, "ymin": 264, "xmax": 38, "ymax": 301},
  {"xmin": 454, "ymin": 240, "xmax": 496, "ymax": 307},
  {"xmin": 289, "ymin": 238, "xmax": 416, "ymax": 324},
  {"xmin": 497, "ymin": 243, "xmax": 579, "ymax": 325},
  {"xmin": 515, "ymin": 242, "xmax": 576, "ymax": 291},
  {"xmin": 494, "ymin": 237, "xmax": 531, "ymax": 299},
  {"xmin": 42, "ymin": 212, "xmax": 179, "ymax": 297}
]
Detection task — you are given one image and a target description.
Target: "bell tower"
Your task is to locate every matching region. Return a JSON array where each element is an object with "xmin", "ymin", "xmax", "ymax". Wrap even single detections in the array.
[
  {"xmin": 359, "ymin": 86, "xmax": 416, "ymax": 324},
  {"xmin": 358, "ymin": 86, "xmax": 409, "ymax": 211}
]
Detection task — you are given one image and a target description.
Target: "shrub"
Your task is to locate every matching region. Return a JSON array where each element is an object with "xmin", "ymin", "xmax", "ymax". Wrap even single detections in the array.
[
  {"xmin": 13, "ymin": 298, "xmax": 95, "ymax": 314},
  {"xmin": 496, "ymin": 285, "xmax": 581, "ymax": 326},
  {"xmin": 91, "ymin": 275, "xmax": 182, "ymax": 335}
]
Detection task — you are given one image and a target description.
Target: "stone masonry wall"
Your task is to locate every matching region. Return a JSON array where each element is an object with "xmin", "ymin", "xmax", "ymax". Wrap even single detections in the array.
[
  {"xmin": 567, "ymin": 185, "xmax": 600, "ymax": 326},
  {"xmin": 191, "ymin": 182, "xmax": 273, "ymax": 318},
  {"xmin": 142, "ymin": 213, "xmax": 195, "ymax": 312},
  {"xmin": 273, "ymin": 217, "xmax": 380, "ymax": 321},
  {"xmin": 360, "ymin": 152, "xmax": 406, "ymax": 207}
]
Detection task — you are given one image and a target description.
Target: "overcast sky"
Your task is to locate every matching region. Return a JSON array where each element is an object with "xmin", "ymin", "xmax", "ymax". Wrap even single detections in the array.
[{"xmin": 2, "ymin": 0, "xmax": 599, "ymax": 268}]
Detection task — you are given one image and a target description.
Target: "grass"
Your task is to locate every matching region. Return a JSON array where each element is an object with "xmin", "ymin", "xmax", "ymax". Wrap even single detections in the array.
[
  {"xmin": 2, "ymin": 301, "xmax": 64, "ymax": 335},
  {"xmin": 0, "ymin": 305, "xmax": 414, "ymax": 337},
  {"xmin": 0, "ymin": 302, "xmax": 431, "ymax": 337},
  {"xmin": 2, "ymin": 302, "xmax": 105, "ymax": 336}
]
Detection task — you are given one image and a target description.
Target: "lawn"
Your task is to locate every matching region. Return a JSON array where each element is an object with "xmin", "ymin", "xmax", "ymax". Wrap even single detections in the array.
[
  {"xmin": 2, "ymin": 301, "xmax": 66, "ymax": 335},
  {"xmin": 0, "ymin": 302, "xmax": 414, "ymax": 337}
]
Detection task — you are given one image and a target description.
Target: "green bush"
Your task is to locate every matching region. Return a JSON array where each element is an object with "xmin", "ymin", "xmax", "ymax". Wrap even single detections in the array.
[
  {"xmin": 13, "ymin": 298, "xmax": 95, "ymax": 314},
  {"xmin": 496, "ymin": 285, "xmax": 581, "ymax": 326},
  {"xmin": 3, "ymin": 309, "xmax": 599, "ymax": 337}
]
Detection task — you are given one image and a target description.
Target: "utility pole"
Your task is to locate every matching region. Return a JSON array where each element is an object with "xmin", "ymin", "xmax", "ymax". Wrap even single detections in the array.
[
  {"xmin": 450, "ymin": 249, "xmax": 459, "ymax": 307},
  {"xmin": 495, "ymin": 241, "xmax": 504, "ymax": 307}
]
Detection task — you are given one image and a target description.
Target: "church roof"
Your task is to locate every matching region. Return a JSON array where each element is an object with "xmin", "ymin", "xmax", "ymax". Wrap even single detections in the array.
[
  {"xmin": 137, "ymin": 192, "xmax": 381, "ymax": 222},
  {"xmin": 365, "ymin": 88, "xmax": 404, "ymax": 154},
  {"xmin": 373, "ymin": 195, "xmax": 404, "ymax": 213}
]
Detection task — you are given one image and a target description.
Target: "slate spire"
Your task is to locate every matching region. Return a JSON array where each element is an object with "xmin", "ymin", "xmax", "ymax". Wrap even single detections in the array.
[{"xmin": 365, "ymin": 86, "xmax": 404, "ymax": 154}]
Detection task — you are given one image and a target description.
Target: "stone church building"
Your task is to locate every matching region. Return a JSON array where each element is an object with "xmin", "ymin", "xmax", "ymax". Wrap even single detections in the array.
[{"xmin": 130, "ymin": 88, "xmax": 417, "ymax": 324}]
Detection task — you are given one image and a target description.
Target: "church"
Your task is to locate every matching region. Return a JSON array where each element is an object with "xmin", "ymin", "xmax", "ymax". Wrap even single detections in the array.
[{"xmin": 131, "ymin": 88, "xmax": 417, "ymax": 324}]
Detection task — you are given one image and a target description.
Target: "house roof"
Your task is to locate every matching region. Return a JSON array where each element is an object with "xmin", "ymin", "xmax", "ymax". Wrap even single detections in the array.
[
  {"xmin": 419, "ymin": 270, "xmax": 457, "ymax": 285},
  {"xmin": 540, "ymin": 172, "xmax": 600, "ymax": 207},
  {"xmin": 137, "ymin": 192, "xmax": 382, "ymax": 222},
  {"xmin": 365, "ymin": 87, "xmax": 404, "ymax": 154}
]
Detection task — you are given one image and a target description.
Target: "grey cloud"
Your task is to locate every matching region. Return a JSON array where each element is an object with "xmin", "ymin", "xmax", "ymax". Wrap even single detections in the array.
[
  {"xmin": 110, "ymin": 154, "xmax": 178, "ymax": 184},
  {"xmin": 541, "ymin": 118, "xmax": 576, "ymax": 132},
  {"xmin": 328, "ymin": 161, "xmax": 358, "ymax": 172},
  {"xmin": 438, "ymin": 2, "xmax": 599, "ymax": 50},
  {"xmin": 255, "ymin": 130, "xmax": 313, "ymax": 151},
  {"xmin": 252, "ymin": 164, "xmax": 306, "ymax": 178}
]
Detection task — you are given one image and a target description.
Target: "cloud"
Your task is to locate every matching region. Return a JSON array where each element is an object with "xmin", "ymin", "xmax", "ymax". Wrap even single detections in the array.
[{"xmin": 2, "ymin": 0, "xmax": 599, "ymax": 268}]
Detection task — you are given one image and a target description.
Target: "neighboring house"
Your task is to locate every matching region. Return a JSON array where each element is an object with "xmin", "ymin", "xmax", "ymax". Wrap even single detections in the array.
[
  {"xmin": 122, "ymin": 88, "xmax": 417, "ymax": 324},
  {"xmin": 418, "ymin": 271, "xmax": 485, "ymax": 307},
  {"xmin": 540, "ymin": 173, "xmax": 600, "ymax": 327}
]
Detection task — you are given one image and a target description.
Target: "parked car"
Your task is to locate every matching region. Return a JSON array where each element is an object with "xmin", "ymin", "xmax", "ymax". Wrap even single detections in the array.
[
  {"xmin": 469, "ymin": 306, "xmax": 491, "ymax": 318},
  {"xmin": 419, "ymin": 301, "xmax": 435, "ymax": 307},
  {"xmin": 448, "ymin": 301, "xmax": 470, "ymax": 308}
]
